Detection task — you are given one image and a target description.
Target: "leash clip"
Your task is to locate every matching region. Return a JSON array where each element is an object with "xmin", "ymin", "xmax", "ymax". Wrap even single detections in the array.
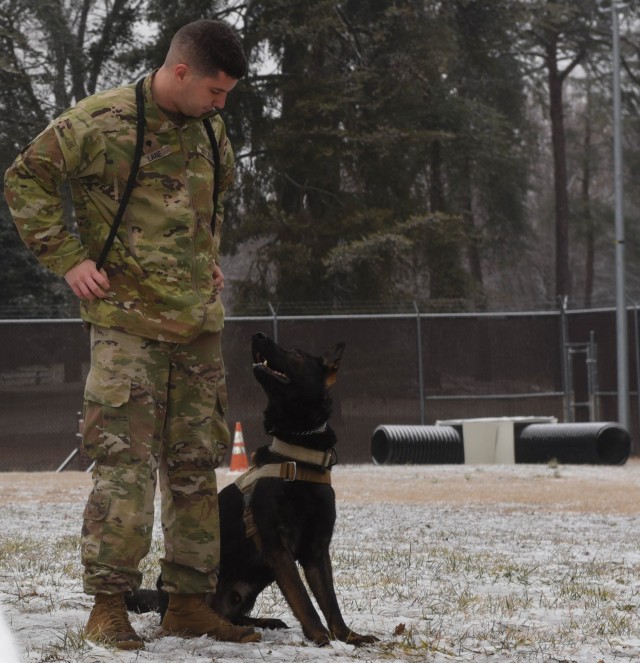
[{"xmin": 283, "ymin": 461, "xmax": 297, "ymax": 481}]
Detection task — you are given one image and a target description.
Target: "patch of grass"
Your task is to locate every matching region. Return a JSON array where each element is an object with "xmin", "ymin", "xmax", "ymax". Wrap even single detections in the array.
[
  {"xmin": 4, "ymin": 470, "xmax": 640, "ymax": 662},
  {"xmin": 23, "ymin": 626, "xmax": 92, "ymax": 663},
  {"xmin": 0, "ymin": 534, "xmax": 82, "ymax": 613}
]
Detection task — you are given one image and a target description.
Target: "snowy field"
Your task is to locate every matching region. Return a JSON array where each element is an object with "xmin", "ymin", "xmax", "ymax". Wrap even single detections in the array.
[{"xmin": 1, "ymin": 462, "xmax": 640, "ymax": 662}]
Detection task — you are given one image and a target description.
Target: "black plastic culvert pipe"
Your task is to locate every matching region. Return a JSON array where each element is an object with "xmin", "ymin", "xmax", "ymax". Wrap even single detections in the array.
[
  {"xmin": 371, "ymin": 421, "xmax": 631, "ymax": 466},
  {"xmin": 371, "ymin": 425, "xmax": 463, "ymax": 465},
  {"xmin": 515, "ymin": 422, "xmax": 631, "ymax": 465}
]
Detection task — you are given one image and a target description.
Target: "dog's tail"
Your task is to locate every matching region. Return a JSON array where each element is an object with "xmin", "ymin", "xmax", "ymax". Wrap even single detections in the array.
[{"xmin": 125, "ymin": 589, "xmax": 160, "ymax": 614}]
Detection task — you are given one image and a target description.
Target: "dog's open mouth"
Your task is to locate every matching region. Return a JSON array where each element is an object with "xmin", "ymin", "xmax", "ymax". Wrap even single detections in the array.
[{"xmin": 253, "ymin": 353, "xmax": 291, "ymax": 383}]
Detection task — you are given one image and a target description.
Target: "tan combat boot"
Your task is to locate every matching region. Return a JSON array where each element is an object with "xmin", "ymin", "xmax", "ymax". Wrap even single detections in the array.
[
  {"xmin": 85, "ymin": 592, "xmax": 144, "ymax": 650},
  {"xmin": 160, "ymin": 593, "xmax": 261, "ymax": 643}
]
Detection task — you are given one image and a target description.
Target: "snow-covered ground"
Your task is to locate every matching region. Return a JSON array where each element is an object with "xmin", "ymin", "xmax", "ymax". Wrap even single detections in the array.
[{"xmin": 1, "ymin": 463, "xmax": 640, "ymax": 662}]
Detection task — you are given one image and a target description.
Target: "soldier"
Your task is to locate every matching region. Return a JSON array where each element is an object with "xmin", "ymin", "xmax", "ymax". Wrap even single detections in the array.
[{"xmin": 4, "ymin": 20, "xmax": 260, "ymax": 650}]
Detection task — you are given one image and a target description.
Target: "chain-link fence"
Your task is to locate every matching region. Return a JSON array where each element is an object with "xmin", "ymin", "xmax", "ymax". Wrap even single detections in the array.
[{"xmin": 1, "ymin": 307, "xmax": 638, "ymax": 471}]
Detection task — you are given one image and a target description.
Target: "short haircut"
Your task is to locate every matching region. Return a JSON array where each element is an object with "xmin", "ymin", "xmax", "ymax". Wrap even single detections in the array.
[{"xmin": 167, "ymin": 19, "xmax": 248, "ymax": 80}]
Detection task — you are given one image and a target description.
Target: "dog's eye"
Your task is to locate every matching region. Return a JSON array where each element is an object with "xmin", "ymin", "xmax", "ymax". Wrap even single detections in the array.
[{"xmin": 231, "ymin": 591, "xmax": 242, "ymax": 605}]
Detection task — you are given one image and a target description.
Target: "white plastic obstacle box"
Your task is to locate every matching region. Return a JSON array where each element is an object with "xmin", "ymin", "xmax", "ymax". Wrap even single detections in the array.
[{"xmin": 435, "ymin": 416, "xmax": 557, "ymax": 464}]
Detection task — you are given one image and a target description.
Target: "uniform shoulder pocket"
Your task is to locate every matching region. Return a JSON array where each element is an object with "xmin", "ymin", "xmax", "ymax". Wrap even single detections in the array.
[{"xmin": 84, "ymin": 366, "xmax": 131, "ymax": 407}]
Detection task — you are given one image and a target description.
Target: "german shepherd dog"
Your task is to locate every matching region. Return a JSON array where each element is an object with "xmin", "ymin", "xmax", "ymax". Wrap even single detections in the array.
[{"xmin": 129, "ymin": 332, "xmax": 377, "ymax": 646}]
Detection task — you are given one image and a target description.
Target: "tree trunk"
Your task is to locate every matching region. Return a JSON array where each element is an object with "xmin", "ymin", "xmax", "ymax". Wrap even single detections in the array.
[
  {"xmin": 582, "ymin": 82, "xmax": 594, "ymax": 308},
  {"xmin": 426, "ymin": 139, "xmax": 466, "ymax": 300},
  {"xmin": 429, "ymin": 139, "xmax": 445, "ymax": 213},
  {"xmin": 461, "ymin": 156, "xmax": 483, "ymax": 287},
  {"xmin": 546, "ymin": 38, "xmax": 572, "ymax": 300}
]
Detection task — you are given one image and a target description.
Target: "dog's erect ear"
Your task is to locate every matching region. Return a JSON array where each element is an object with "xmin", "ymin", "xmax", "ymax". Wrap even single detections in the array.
[{"xmin": 323, "ymin": 342, "xmax": 345, "ymax": 388}]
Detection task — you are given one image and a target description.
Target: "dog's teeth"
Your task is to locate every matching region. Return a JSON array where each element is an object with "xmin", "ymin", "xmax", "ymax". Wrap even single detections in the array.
[{"xmin": 255, "ymin": 357, "xmax": 288, "ymax": 381}]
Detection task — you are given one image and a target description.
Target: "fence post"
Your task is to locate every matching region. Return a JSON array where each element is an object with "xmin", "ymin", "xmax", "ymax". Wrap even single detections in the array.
[
  {"xmin": 268, "ymin": 302, "xmax": 278, "ymax": 343},
  {"xmin": 56, "ymin": 448, "xmax": 79, "ymax": 473},
  {"xmin": 635, "ymin": 303, "xmax": 640, "ymax": 441},
  {"xmin": 559, "ymin": 296, "xmax": 571, "ymax": 423},
  {"xmin": 414, "ymin": 301, "xmax": 425, "ymax": 425},
  {"xmin": 587, "ymin": 330, "xmax": 599, "ymax": 421}
]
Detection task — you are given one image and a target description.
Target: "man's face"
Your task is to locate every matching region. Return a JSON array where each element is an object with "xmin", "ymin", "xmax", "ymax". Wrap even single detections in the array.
[{"xmin": 174, "ymin": 67, "xmax": 238, "ymax": 117}]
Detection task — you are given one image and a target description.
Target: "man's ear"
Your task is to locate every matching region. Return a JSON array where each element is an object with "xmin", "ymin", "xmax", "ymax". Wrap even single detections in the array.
[
  {"xmin": 323, "ymin": 342, "xmax": 345, "ymax": 388},
  {"xmin": 174, "ymin": 63, "xmax": 189, "ymax": 81}
]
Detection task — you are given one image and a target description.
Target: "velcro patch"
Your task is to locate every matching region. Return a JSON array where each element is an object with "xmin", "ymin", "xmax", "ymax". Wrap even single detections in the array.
[{"xmin": 140, "ymin": 144, "xmax": 174, "ymax": 166}]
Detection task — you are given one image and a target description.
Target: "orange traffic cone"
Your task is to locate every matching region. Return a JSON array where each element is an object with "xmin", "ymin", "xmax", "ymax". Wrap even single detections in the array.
[{"xmin": 229, "ymin": 422, "xmax": 249, "ymax": 472}]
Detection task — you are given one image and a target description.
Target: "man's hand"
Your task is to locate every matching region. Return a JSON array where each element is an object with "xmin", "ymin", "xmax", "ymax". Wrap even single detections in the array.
[
  {"xmin": 64, "ymin": 260, "xmax": 111, "ymax": 301},
  {"xmin": 213, "ymin": 263, "xmax": 225, "ymax": 290}
]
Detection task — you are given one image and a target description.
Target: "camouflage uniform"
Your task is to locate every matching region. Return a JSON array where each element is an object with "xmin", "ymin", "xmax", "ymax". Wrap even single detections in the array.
[
  {"xmin": 4, "ymin": 73, "xmax": 232, "ymax": 595},
  {"xmin": 82, "ymin": 325, "xmax": 228, "ymax": 595}
]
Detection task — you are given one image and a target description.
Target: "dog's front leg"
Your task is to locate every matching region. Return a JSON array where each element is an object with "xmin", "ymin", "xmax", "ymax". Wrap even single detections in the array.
[
  {"xmin": 302, "ymin": 552, "xmax": 379, "ymax": 646},
  {"xmin": 263, "ymin": 544, "xmax": 332, "ymax": 646}
]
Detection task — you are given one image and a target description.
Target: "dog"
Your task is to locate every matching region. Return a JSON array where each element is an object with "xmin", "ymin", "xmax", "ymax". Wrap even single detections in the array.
[{"xmin": 128, "ymin": 332, "xmax": 377, "ymax": 647}]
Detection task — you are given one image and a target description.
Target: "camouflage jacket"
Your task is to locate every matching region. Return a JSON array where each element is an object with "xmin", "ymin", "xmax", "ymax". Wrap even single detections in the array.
[{"xmin": 4, "ymin": 73, "xmax": 234, "ymax": 342}]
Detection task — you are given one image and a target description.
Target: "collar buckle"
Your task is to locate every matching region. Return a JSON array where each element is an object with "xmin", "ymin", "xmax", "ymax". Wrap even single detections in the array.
[{"xmin": 283, "ymin": 461, "xmax": 297, "ymax": 481}]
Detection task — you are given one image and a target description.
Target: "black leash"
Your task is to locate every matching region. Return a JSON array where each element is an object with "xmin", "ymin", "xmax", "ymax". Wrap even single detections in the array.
[
  {"xmin": 203, "ymin": 117, "xmax": 221, "ymax": 236},
  {"xmin": 96, "ymin": 78, "xmax": 145, "ymax": 271},
  {"xmin": 96, "ymin": 77, "xmax": 221, "ymax": 271}
]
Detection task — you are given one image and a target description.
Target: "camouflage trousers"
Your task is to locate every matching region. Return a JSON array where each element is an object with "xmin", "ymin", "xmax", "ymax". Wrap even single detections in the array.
[{"xmin": 81, "ymin": 325, "xmax": 230, "ymax": 596}]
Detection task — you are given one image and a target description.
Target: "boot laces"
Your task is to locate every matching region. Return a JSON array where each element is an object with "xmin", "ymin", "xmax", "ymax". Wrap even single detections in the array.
[{"xmin": 105, "ymin": 596, "xmax": 135, "ymax": 633}]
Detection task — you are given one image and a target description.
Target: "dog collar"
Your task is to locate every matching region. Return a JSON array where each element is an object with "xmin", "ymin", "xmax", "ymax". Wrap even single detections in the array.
[
  {"xmin": 270, "ymin": 437, "xmax": 336, "ymax": 469},
  {"xmin": 268, "ymin": 422, "xmax": 328, "ymax": 436}
]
